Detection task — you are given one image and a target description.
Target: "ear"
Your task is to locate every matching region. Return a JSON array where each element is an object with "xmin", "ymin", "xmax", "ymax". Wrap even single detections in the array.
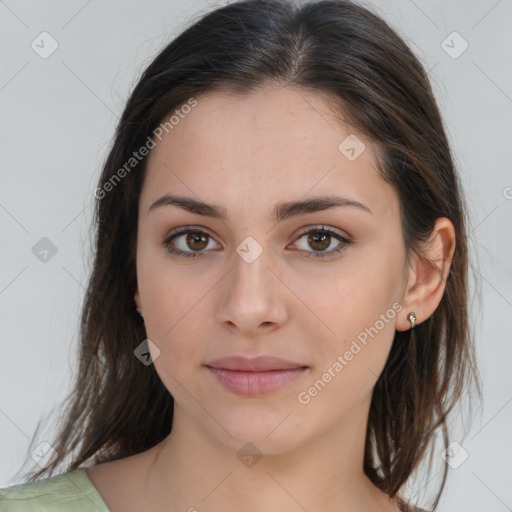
[{"xmin": 396, "ymin": 217, "xmax": 456, "ymax": 331}]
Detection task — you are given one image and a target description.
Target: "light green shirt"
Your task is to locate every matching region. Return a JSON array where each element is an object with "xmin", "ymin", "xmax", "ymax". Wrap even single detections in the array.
[
  {"xmin": 0, "ymin": 468, "xmax": 430, "ymax": 511},
  {"xmin": 0, "ymin": 469, "xmax": 109, "ymax": 511}
]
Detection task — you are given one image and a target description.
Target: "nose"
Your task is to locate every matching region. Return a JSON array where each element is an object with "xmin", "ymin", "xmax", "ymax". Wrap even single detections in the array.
[{"xmin": 216, "ymin": 246, "xmax": 289, "ymax": 335}]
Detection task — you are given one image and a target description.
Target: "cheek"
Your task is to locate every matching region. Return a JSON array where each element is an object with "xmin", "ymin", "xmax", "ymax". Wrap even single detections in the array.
[
  {"xmin": 138, "ymin": 240, "xmax": 201, "ymax": 323},
  {"xmin": 141, "ymin": 270, "xmax": 208, "ymax": 400},
  {"xmin": 296, "ymin": 257, "xmax": 403, "ymax": 337},
  {"xmin": 136, "ymin": 253, "xmax": 200, "ymax": 360},
  {"xmin": 296, "ymin": 286, "xmax": 400, "ymax": 416},
  {"xmin": 293, "ymin": 253, "xmax": 403, "ymax": 385},
  {"xmin": 144, "ymin": 281, "xmax": 203, "ymax": 356}
]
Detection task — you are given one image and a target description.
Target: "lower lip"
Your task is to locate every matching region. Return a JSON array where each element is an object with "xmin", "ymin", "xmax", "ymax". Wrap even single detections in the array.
[{"xmin": 206, "ymin": 366, "xmax": 308, "ymax": 396}]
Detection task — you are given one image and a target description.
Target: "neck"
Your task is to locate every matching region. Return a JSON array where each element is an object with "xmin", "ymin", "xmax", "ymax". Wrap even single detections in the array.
[{"xmin": 140, "ymin": 402, "xmax": 399, "ymax": 512}]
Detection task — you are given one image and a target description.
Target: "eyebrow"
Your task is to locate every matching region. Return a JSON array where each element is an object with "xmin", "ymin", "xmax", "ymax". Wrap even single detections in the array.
[{"xmin": 148, "ymin": 194, "xmax": 372, "ymax": 221}]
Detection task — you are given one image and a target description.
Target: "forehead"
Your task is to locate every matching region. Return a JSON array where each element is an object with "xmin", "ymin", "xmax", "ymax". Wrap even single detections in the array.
[{"xmin": 140, "ymin": 85, "xmax": 398, "ymax": 220}]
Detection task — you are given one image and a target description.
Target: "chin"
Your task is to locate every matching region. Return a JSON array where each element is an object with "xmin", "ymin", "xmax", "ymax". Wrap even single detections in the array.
[{"xmin": 206, "ymin": 411, "xmax": 308, "ymax": 456}]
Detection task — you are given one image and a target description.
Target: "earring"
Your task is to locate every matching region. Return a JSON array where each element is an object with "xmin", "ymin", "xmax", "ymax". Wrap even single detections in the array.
[{"xmin": 408, "ymin": 311, "xmax": 416, "ymax": 329}]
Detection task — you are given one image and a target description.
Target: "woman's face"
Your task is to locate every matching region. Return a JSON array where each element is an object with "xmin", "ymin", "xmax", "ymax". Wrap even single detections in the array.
[{"xmin": 135, "ymin": 85, "xmax": 409, "ymax": 453}]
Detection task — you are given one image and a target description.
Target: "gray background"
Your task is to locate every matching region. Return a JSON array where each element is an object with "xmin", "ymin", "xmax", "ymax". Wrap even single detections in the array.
[{"xmin": 1, "ymin": 1, "xmax": 511, "ymax": 510}]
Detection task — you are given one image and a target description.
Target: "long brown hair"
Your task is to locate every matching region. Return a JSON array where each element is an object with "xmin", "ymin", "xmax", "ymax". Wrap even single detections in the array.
[{"xmin": 18, "ymin": 0, "xmax": 479, "ymax": 508}]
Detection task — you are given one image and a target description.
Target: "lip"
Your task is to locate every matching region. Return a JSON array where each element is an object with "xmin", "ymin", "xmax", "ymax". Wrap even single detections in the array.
[
  {"xmin": 206, "ymin": 355, "xmax": 307, "ymax": 372},
  {"xmin": 205, "ymin": 355, "xmax": 309, "ymax": 396}
]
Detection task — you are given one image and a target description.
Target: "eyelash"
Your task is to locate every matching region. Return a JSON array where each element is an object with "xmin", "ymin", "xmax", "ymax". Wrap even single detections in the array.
[{"xmin": 162, "ymin": 226, "xmax": 352, "ymax": 259}]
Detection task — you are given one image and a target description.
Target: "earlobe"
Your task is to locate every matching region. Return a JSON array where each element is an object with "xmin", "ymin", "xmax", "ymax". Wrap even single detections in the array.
[{"xmin": 396, "ymin": 217, "xmax": 456, "ymax": 331}]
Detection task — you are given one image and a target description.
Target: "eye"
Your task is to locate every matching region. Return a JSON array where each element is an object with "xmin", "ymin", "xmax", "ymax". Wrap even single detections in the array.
[
  {"xmin": 290, "ymin": 226, "xmax": 352, "ymax": 259},
  {"xmin": 163, "ymin": 225, "xmax": 352, "ymax": 259},
  {"xmin": 163, "ymin": 227, "xmax": 221, "ymax": 258}
]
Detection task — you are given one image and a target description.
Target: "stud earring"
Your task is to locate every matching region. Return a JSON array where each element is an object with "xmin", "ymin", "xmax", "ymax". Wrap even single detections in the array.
[
  {"xmin": 408, "ymin": 311, "xmax": 416, "ymax": 329},
  {"xmin": 135, "ymin": 306, "xmax": 144, "ymax": 323}
]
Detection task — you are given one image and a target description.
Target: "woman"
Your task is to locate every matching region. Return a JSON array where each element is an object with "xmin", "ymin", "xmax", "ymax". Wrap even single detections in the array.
[{"xmin": 0, "ymin": 1, "xmax": 479, "ymax": 511}]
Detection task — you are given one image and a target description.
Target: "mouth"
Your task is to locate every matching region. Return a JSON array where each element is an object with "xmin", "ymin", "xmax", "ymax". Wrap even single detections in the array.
[{"xmin": 204, "ymin": 355, "xmax": 309, "ymax": 396}]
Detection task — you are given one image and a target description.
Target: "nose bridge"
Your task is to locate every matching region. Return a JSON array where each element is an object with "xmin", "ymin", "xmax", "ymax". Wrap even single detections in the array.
[
  {"xmin": 232, "ymin": 245, "xmax": 269, "ymax": 295},
  {"xmin": 217, "ymin": 239, "xmax": 287, "ymax": 331}
]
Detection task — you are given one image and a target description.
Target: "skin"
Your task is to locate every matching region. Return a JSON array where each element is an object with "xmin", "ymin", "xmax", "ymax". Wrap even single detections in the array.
[{"xmin": 88, "ymin": 84, "xmax": 455, "ymax": 512}]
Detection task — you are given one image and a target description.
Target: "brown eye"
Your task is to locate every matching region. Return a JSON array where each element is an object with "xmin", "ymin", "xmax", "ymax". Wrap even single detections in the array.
[
  {"xmin": 307, "ymin": 231, "xmax": 331, "ymax": 251},
  {"xmin": 163, "ymin": 227, "xmax": 221, "ymax": 258},
  {"xmin": 291, "ymin": 226, "xmax": 352, "ymax": 259},
  {"xmin": 186, "ymin": 232, "xmax": 209, "ymax": 251}
]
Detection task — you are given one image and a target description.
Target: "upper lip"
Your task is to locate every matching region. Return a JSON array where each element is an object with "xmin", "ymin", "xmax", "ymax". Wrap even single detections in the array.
[{"xmin": 205, "ymin": 355, "xmax": 308, "ymax": 372}]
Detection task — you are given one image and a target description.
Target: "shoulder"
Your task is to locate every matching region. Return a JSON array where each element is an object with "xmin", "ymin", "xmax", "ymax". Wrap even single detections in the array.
[{"xmin": 0, "ymin": 468, "xmax": 109, "ymax": 511}]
